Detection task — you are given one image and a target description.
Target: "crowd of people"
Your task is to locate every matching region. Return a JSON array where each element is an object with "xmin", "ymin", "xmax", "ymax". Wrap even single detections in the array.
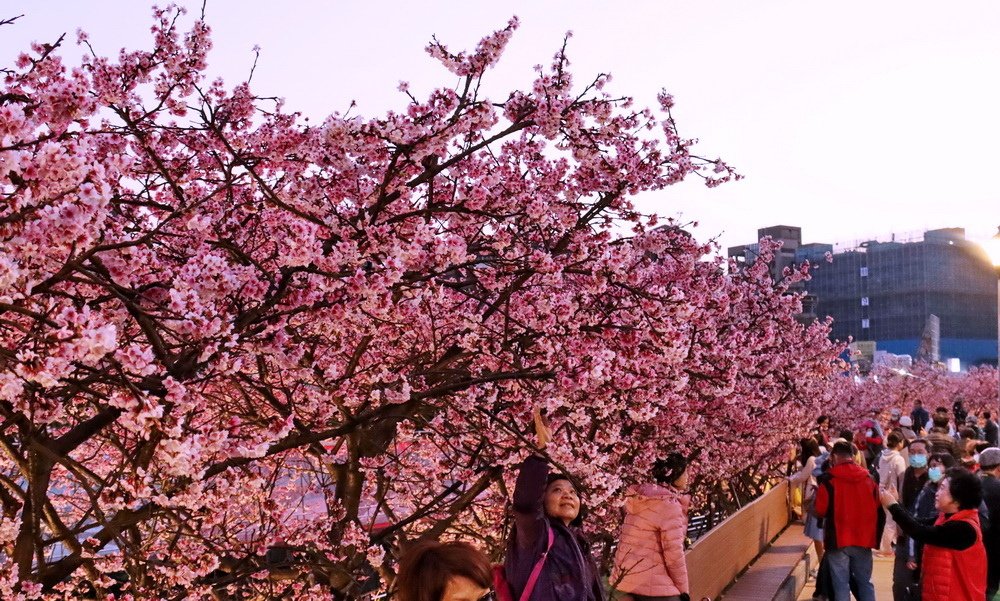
[
  {"xmin": 789, "ymin": 400, "xmax": 1000, "ymax": 601},
  {"xmin": 392, "ymin": 400, "xmax": 1000, "ymax": 601}
]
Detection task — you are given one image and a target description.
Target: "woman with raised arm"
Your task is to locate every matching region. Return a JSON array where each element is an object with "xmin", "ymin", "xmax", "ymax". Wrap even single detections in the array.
[
  {"xmin": 501, "ymin": 408, "xmax": 607, "ymax": 601},
  {"xmin": 880, "ymin": 467, "xmax": 987, "ymax": 601}
]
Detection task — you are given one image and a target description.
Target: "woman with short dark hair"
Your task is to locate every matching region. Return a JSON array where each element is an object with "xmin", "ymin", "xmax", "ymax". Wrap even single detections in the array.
[
  {"xmin": 396, "ymin": 540, "xmax": 492, "ymax": 601},
  {"xmin": 880, "ymin": 467, "xmax": 987, "ymax": 601}
]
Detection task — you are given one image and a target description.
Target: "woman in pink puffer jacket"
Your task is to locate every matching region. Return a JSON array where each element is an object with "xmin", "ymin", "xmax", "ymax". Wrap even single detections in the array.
[{"xmin": 611, "ymin": 454, "xmax": 691, "ymax": 601}]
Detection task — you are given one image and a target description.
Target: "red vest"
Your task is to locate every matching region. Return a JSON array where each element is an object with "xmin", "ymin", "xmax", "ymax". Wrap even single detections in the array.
[{"xmin": 920, "ymin": 509, "xmax": 987, "ymax": 601}]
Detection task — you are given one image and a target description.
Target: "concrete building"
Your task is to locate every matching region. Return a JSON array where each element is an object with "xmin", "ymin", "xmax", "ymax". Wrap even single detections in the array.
[
  {"xmin": 729, "ymin": 226, "xmax": 998, "ymax": 368},
  {"xmin": 728, "ymin": 225, "xmax": 820, "ymax": 322},
  {"xmin": 728, "ymin": 225, "xmax": 802, "ymax": 283}
]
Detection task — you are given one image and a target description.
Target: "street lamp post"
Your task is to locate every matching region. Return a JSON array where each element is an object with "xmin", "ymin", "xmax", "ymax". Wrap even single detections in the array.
[{"xmin": 986, "ymin": 226, "xmax": 1000, "ymax": 411}]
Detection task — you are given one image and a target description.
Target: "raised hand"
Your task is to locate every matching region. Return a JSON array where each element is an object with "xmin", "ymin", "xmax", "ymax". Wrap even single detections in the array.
[
  {"xmin": 879, "ymin": 484, "xmax": 899, "ymax": 508},
  {"xmin": 533, "ymin": 406, "xmax": 552, "ymax": 449}
]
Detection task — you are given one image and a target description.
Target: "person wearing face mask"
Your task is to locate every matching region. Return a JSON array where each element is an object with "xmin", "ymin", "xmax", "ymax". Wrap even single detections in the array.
[
  {"xmin": 905, "ymin": 453, "xmax": 957, "ymax": 594},
  {"xmin": 856, "ymin": 419, "xmax": 885, "ymax": 471},
  {"xmin": 892, "ymin": 439, "xmax": 929, "ymax": 601},
  {"xmin": 502, "ymin": 408, "xmax": 606, "ymax": 601},
  {"xmin": 888, "ymin": 408, "xmax": 903, "ymax": 432},
  {"xmin": 612, "ymin": 453, "xmax": 692, "ymax": 601},
  {"xmin": 881, "ymin": 467, "xmax": 987, "ymax": 601},
  {"xmin": 396, "ymin": 541, "xmax": 492, "ymax": 601}
]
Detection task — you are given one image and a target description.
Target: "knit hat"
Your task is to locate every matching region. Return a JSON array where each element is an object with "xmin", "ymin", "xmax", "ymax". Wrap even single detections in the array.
[
  {"xmin": 890, "ymin": 408, "xmax": 902, "ymax": 419},
  {"xmin": 980, "ymin": 447, "xmax": 1000, "ymax": 469}
]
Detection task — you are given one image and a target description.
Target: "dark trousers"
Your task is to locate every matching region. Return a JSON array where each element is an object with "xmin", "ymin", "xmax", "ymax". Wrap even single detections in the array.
[
  {"xmin": 988, "ymin": 544, "xmax": 1000, "ymax": 596},
  {"xmin": 892, "ymin": 541, "xmax": 918, "ymax": 601},
  {"xmin": 814, "ymin": 552, "xmax": 831, "ymax": 599}
]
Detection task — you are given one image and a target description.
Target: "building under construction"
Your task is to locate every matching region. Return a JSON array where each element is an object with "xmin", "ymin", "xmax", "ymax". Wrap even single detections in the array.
[{"xmin": 728, "ymin": 226, "xmax": 998, "ymax": 368}]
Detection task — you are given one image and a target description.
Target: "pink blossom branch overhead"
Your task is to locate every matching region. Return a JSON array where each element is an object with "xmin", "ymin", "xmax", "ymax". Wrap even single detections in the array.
[{"xmin": 0, "ymin": 5, "xmax": 850, "ymax": 599}]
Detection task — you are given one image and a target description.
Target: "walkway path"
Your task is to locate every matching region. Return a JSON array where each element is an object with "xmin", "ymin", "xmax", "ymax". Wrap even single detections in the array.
[{"xmin": 796, "ymin": 553, "xmax": 894, "ymax": 600}]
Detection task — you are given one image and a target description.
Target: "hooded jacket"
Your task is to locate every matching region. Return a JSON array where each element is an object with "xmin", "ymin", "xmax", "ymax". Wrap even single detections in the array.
[
  {"xmin": 877, "ymin": 448, "xmax": 906, "ymax": 493},
  {"xmin": 504, "ymin": 455, "xmax": 606, "ymax": 601},
  {"xmin": 814, "ymin": 461, "xmax": 885, "ymax": 550},
  {"xmin": 611, "ymin": 483, "xmax": 690, "ymax": 596}
]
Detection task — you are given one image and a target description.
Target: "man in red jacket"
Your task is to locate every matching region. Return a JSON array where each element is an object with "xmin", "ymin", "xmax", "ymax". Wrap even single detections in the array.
[{"xmin": 814, "ymin": 440, "xmax": 885, "ymax": 601}]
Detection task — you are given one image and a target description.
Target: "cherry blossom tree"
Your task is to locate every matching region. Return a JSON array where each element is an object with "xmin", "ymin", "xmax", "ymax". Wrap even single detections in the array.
[
  {"xmin": 0, "ymin": 7, "xmax": 844, "ymax": 599},
  {"xmin": 805, "ymin": 357, "xmax": 998, "ymax": 443}
]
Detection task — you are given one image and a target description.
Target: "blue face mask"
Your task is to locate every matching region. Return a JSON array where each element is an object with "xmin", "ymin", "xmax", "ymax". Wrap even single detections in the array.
[
  {"xmin": 909, "ymin": 454, "xmax": 928, "ymax": 469},
  {"xmin": 928, "ymin": 466, "xmax": 944, "ymax": 482}
]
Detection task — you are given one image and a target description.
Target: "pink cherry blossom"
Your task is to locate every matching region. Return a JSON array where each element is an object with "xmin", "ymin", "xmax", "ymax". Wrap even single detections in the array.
[{"xmin": 5, "ymin": 7, "xmax": 986, "ymax": 600}]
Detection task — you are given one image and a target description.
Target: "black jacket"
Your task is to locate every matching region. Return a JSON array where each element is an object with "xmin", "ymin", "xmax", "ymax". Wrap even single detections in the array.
[
  {"xmin": 911, "ymin": 407, "xmax": 930, "ymax": 431},
  {"xmin": 908, "ymin": 481, "xmax": 941, "ymax": 563},
  {"xmin": 981, "ymin": 473, "xmax": 1000, "ymax": 592},
  {"xmin": 505, "ymin": 456, "xmax": 606, "ymax": 601},
  {"xmin": 889, "ymin": 504, "xmax": 977, "ymax": 551},
  {"xmin": 901, "ymin": 467, "xmax": 929, "ymax": 511},
  {"xmin": 986, "ymin": 420, "xmax": 999, "ymax": 447},
  {"xmin": 895, "ymin": 467, "xmax": 929, "ymax": 554}
]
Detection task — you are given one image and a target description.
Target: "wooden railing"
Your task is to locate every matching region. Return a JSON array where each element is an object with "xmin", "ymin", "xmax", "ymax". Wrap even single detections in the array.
[{"xmin": 685, "ymin": 479, "xmax": 792, "ymax": 600}]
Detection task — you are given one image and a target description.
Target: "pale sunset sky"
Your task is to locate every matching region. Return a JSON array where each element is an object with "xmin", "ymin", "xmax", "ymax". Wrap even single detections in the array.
[{"xmin": 2, "ymin": 1, "xmax": 998, "ymax": 253}]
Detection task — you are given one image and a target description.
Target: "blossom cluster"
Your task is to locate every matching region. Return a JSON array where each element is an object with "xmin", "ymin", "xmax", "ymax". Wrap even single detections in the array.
[{"xmin": 0, "ymin": 7, "xmax": 857, "ymax": 599}]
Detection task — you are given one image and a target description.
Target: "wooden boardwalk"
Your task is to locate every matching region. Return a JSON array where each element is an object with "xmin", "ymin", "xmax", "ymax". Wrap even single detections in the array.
[
  {"xmin": 796, "ymin": 552, "xmax": 894, "ymax": 600},
  {"xmin": 724, "ymin": 527, "xmax": 811, "ymax": 601}
]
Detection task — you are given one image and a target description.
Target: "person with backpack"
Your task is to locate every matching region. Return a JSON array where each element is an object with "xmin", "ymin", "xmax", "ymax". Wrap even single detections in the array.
[
  {"xmin": 814, "ymin": 440, "xmax": 885, "ymax": 601},
  {"xmin": 611, "ymin": 453, "xmax": 692, "ymax": 601},
  {"xmin": 856, "ymin": 418, "xmax": 885, "ymax": 471},
  {"xmin": 396, "ymin": 540, "xmax": 493, "ymax": 601},
  {"xmin": 499, "ymin": 408, "xmax": 606, "ymax": 601}
]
